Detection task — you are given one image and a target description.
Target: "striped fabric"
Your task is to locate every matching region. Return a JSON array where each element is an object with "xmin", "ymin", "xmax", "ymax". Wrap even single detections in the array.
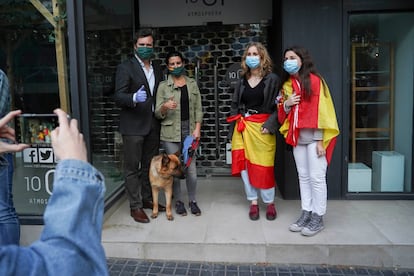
[
  {"xmin": 227, "ymin": 114, "xmax": 276, "ymax": 189},
  {"xmin": 279, "ymin": 74, "xmax": 339, "ymax": 164}
]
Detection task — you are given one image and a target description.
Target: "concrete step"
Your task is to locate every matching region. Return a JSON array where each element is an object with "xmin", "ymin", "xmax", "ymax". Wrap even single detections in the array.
[{"xmin": 102, "ymin": 177, "xmax": 414, "ymax": 269}]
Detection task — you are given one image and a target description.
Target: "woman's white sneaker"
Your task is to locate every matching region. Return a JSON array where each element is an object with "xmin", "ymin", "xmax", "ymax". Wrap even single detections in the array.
[
  {"xmin": 301, "ymin": 213, "xmax": 324, "ymax": 237},
  {"xmin": 289, "ymin": 210, "xmax": 312, "ymax": 232}
]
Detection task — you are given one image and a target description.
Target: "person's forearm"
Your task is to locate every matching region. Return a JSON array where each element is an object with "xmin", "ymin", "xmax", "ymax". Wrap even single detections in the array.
[
  {"xmin": 36, "ymin": 159, "xmax": 108, "ymax": 275},
  {"xmin": 0, "ymin": 159, "xmax": 108, "ymax": 275}
]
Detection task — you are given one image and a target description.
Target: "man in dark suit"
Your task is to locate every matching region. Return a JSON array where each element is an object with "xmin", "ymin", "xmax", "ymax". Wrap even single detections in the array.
[{"xmin": 114, "ymin": 28, "xmax": 165, "ymax": 223}]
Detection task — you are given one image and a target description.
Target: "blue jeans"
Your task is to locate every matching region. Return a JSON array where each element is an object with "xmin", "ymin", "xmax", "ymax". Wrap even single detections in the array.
[
  {"xmin": 241, "ymin": 170, "xmax": 275, "ymax": 203},
  {"xmin": 0, "ymin": 159, "xmax": 108, "ymax": 275},
  {"xmin": 0, "ymin": 153, "xmax": 20, "ymax": 245},
  {"xmin": 161, "ymin": 120, "xmax": 198, "ymax": 203}
]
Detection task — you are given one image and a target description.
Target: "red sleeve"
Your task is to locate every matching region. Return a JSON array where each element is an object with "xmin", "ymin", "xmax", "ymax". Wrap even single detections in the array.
[{"xmin": 277, "ymin": 104, "xmax": 287, "ymax": 124}]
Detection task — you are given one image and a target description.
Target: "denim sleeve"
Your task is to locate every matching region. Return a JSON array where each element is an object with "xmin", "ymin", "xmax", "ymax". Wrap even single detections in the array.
[{"xmin": 0, "ymin": 159, "xmax": 108, "ymax": 276}]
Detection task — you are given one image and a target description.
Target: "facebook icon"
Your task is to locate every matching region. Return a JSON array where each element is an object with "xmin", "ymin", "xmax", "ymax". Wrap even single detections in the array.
[{"xmin": 23, "ymin": 148, "xmax": 38, "ymax": 163}]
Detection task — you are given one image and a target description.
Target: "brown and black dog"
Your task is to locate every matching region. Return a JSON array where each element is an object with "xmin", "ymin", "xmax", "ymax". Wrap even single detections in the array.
[{"xmin": 149, "ymin": 152, "xmax": 184, "ymax": 220}]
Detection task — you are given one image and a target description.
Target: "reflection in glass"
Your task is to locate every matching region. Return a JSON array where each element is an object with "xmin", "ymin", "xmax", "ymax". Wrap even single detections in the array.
[
  {"xmin": 0, "ymin": 0, "xmax": 69, "ymax": 216},
  {"xmin": 348, "ymin": 13, "xmax": 413, "ymax": 193},
  {"xmin": 84, "ymin": 0, "xmax": 134, "ymax": 200}
]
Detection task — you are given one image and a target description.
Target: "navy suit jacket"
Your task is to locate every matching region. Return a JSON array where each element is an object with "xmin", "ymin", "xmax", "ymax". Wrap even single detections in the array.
[{"xmin": 114, "ymin": 56, "xmax": 164, "ymax": 136}]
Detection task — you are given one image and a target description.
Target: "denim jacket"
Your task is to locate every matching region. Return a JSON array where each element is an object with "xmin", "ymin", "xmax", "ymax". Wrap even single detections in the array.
[{"xmin": 0, "ymin": 159, "xmax": 108, "ymax": 276}]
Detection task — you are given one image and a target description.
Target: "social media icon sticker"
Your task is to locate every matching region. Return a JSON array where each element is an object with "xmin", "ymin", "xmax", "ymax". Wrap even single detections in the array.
[{"xmin": 38, "ymin": 148, "xmax": 54, "ymax": 164}]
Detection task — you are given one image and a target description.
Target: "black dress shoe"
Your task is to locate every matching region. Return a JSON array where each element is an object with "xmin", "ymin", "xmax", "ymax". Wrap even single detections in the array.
[
  {"xmin": 143, "ymin": 201, "xmax": 166, "ymax": 212},
  {"xmin": 130, "ymin": 208, "xmax": 150, "ymax": 223}
]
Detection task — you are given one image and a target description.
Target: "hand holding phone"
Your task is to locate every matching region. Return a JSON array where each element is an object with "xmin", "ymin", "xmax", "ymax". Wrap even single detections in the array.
[
  {"xmin": 15, "ymin": 113, "xmax": 60, "ymax": 145},
  {"xmin": 0, "ymin": 110, "xmax": 29, "ymax": 154},
  {"xmin": 51, "ymin": 109, "xmax": 87, "ymax": 162}
]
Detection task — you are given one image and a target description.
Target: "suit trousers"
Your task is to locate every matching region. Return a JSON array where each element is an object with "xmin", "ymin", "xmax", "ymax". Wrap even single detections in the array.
[{"xmin": 122, "ymin": 117, "xmax": 160, "ymax": 210}]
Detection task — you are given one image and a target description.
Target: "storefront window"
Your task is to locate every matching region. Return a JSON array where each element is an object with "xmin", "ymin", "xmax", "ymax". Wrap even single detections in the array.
[
  {"xmin": 1, "ymin": 0, "xmax": 69, "ymax": 216},
  {"xmin": 84, "ymin": 0, "xmax": 134, "ymax": 199},
  {"xmin": 348, "ymin": 13, "xmax": 414, "ymax": 193}
]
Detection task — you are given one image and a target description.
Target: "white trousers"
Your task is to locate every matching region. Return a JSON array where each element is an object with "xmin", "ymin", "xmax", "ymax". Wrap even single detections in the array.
[{"xmin": 293, "ymin": 142, "xmax": 328, "ymax": 216}]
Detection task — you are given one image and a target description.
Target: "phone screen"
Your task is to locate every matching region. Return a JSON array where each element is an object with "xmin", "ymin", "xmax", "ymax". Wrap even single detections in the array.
[{"xmin": 15, "ymin": 114, "xmax": 59, "ymax": 145}]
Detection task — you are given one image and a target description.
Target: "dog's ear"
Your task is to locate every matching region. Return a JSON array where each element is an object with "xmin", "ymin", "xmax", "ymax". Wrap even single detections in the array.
[
  {"xmin": 161, "ymin": 152, "xmax": 170, "ymax": 167},
  {"xmin": 173, "ymin": 150, "xmax": 181, "ymax": 157}
]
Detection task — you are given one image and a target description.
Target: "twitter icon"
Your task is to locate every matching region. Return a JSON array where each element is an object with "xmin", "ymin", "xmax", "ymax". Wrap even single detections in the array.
[{"xmin": 38, "ymin": 148, "xmax": 54, "ymax": 164}]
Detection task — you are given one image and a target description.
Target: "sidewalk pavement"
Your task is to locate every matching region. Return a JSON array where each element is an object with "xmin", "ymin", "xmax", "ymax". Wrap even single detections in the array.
[{"xmin": 102, "ymin": 176, "xmax": 414, "ymax": 271}]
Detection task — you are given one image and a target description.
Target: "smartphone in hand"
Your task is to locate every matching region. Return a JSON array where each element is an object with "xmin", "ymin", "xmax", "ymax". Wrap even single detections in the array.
[{"xmin": 15, "ymin": 114, "xmax": 59, "ymax": 145}]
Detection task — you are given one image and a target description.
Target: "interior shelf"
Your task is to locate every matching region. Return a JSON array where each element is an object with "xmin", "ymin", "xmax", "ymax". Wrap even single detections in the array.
[{"xmin": 350, "ymin": 42, "xmax": 394, "ymax": 163}]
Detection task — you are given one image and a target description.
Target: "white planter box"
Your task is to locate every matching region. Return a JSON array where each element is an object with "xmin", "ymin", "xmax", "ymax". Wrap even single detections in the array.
[
  {"xmin": 372, "ymin": 151, "xmax": 404, "ymax": 192},
  {"xmin": 348, "ymin": 163, "xmax": 372, "ymax": 192}
]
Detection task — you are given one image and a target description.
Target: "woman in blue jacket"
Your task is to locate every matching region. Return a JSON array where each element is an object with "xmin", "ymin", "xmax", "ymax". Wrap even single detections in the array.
[{"xmin": 0, "ymin": 109, "xmax": 108, "ymax": 276}]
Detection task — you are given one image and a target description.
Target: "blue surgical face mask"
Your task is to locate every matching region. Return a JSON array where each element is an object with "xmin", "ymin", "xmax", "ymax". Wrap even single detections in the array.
[
  {"xmin": 245, "ymin": 56, "xmax": 260, "ymax": 69},
  {"xmin": 136, "ymin": 47, "xmax": 154, "ymax": 60},
  {"xmin": 283, "ymin": 59, "xmax": 300, "ymax": 75}
]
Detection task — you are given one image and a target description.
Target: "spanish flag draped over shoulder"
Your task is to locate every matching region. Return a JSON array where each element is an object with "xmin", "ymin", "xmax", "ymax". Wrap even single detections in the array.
[
  {"xmin": 226, "ymin": 114, "xmax": 276, "ymax": 189},
  {"xmin": 279, "ymin": 74, "xmax": 339, "ymax": 164}
]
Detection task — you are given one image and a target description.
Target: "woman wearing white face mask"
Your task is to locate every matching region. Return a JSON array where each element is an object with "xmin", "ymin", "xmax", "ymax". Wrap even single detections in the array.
[
  {"xmin": 227, "ymin": 42, "xmax": 280, "ymax": 221},
  {"xmin": 277, "ymin": 46, "xmax": 339, "ymax": 236}
]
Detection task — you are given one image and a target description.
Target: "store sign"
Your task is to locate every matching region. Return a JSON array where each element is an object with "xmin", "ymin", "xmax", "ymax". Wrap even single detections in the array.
[
  {"xmin": 139, "ymin": 0, "xmax": 272, "ymax": 27},
  {"xmin": 225, "ymin": 62, "xmax": 242, "ymax": 88},
  {"xmin": 14, "ymin": 147, "xmax": 57, "ymax": 215}
]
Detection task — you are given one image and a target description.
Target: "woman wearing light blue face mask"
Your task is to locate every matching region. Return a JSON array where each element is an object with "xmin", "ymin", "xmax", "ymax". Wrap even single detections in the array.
[
  {"xmin": 155, "ymin": 51, "xmax": 203, "ymax": 217},
  {"xmin": 227, "ymin": 42, "xmax": 280, "ymax": 221},
  {"xmin": 277, "ymin": 46, "xmax": 339, "ymax": 237}
]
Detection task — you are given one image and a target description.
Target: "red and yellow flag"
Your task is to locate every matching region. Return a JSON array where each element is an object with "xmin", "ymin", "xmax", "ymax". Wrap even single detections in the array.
[
  {"xmin": 279, "ymin": 74, "xmax": 339, "ymax": 164},
  {"xmin": 227, "ymin": 114, "xmax": 276, "ymax": 189}
]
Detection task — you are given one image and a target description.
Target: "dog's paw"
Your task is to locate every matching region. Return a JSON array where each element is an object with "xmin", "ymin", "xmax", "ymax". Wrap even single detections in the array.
[
  {"xmin": 151, "ymin": 213, "xmax": 158, "ymax": 219},
  {"xmin": 167, "ymin": 215, "xmax": 174, "ymax": 221}
]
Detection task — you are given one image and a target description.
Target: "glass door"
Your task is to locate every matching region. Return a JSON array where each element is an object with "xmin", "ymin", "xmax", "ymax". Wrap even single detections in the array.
[
  {"xmin": 348, "ymin": 12, "xmax": 414, "ymax": 194},
  {"xmin": 1, "ymin": 0, "xmax": 69, "ymax": 218},
  {"xmin": 84, "ymin": 0, "xmax": 134, "ymax": 200}
]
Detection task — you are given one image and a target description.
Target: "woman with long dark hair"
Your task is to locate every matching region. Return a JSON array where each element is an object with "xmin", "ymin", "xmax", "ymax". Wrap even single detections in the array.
[{"xmin": 277, "ymin": 46, "xmax": 339, "ymax": 236}]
